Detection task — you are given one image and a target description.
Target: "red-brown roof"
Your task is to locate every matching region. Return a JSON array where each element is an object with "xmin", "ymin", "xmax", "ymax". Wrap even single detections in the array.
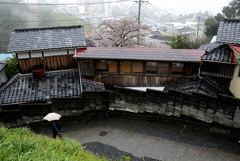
[
  {"xmin": 230, "ymin": 45, "xmax": 240, "ymax": 54},
  {"xmin": 74, "ymin": 47, "xmax": 204, "ymax": 63}
]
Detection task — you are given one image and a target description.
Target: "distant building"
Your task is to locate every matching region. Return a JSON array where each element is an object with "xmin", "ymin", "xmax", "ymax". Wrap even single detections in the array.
[
  {"xmin": 83, "ymin": 0, "xmax": 112, "ymax": 15},
  {"xmin": 176, "ymin": 26, "xmax": 196, "ymax": 39},
  {"xmin": 160, "ymin": 21, "xmax": 204, "ymax": 39}
]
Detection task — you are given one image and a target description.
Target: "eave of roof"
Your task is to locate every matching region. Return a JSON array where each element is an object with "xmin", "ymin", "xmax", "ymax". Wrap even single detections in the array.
[
  {"xmin": 198, "ymin": 42, "xmax": 223, "ymax": 50},
  {"xmin": 74, "ymin": 47, "xmax": 204, "ymax": 63},
  {"xmin": 13, "ymin": 25, "xmax": 83, "ymax": 32}
]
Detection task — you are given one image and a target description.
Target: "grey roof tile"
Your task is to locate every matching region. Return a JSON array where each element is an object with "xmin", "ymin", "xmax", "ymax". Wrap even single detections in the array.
[
  {"xmin": 7, "ymin": 25, "xmax": 86, "ymax": 53},
  {"xmin": 0, "ymin": 70, "xmax": 105, "ymax": 105},
  {"xmin": 201, "ymin": 46, "xmax": 232, "ymax": 62},
  {"xmin": 216, "ymin": 18, "xmax": 240, "ymax": 45}
]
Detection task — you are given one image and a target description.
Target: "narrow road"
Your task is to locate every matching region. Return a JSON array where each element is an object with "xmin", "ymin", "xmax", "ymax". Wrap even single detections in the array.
[{"xmin": 31, "ymin": 116, "xmax": 240, "ymax": 161}]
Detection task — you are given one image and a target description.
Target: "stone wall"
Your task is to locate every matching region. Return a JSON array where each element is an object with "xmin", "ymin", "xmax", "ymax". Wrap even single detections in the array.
[
  {"xmin": 110, "ymin": 87, "xmax": 240, "ymax": 128},
  {"xmin": 1, "ymin": 91, "xmax": 111, "ymax": 127},
  {"xmin": 2, "ymin": 87, "xmax": 240, "ymax": 129}
]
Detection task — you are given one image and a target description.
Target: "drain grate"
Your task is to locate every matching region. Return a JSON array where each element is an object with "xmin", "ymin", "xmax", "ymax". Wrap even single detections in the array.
[{"xmin": 99, "ymin": 131, "xmax": 107, "ymax": 136}]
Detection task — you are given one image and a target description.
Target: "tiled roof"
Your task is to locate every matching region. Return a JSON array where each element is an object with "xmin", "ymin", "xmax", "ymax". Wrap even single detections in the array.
[
  {"xmin": 151, "ymin": 31, "xmax": 161, "ymax": 35},
  {"xmin": 0, "ymin": 70, "xmax": 105, "ymax": 105},
  {"xmin": 7, "ymin": 25, "xmax": 86, "ymax": 53},
  {"xmin": 201, "ymin": 45, "xmax": 232, "ymax": 63},
  {"xmin": 74, "ymin": 47, "xmax": 205, "ymax": 63},
  {"xmin": 176, "ymin": 27, "xmax": 196, "ymax": 33},
  {"xmin": 149, "ymin": 35, "xmax": 172, "ymax": 41},
  {"xmin": 198, "ymin": 42, "xmax": 223, "ymax": 50},
  {"xmin": 0, "ymin": 63, "xmax": 7, "ymax": 72},
  {"xmin": 216, "ymin": 18, "xmax": 240, "ymax": 45},
  {"xmin": 169, "ymin": 78, "xmax": 233, "ymax": 96}
]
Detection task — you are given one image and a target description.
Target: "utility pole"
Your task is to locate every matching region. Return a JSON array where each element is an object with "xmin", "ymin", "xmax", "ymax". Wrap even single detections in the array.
[
  {"xmin": 137, "ymin": 0, "xmax": 142, "ymax": 45},
  {"xmin": 135, "ymin": 0, "xmax": 148, "ymax": 45},
  {"xmin": 196, "ymin": 16, "xmax": 201, "ymax": 40}
]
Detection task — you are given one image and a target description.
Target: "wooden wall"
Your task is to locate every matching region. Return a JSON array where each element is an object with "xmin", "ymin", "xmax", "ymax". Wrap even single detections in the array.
[
  {"xmin": 18, "ymin": 55, "xmax": 77, "ymax": 74},
  {"xmin": 91, "ymin": 74, "xmax": 195, "ymax": 87},
  {"xmin": 80, "ymin": 60, "xmax": 199, "ymax": 87}
]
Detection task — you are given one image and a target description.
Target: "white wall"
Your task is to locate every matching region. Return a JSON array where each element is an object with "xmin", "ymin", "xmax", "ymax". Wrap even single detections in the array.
[
  {"xmin": 0, "ymin": 68, "xmax": 8, "ymax": 84},
  {"xmin": 229, "ymin": 50, "xmax": 240, "ymax": 98},
  {"xmin": 17, "ymin": 49, "xmax": 75, "ymax": 59}
]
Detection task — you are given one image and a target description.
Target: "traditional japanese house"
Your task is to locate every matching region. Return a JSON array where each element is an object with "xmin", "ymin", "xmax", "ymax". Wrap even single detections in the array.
[
  {"xmin": 171, "ymin": 18, "xmax": 240, "ymax": 98},
  {"xmin": 7, "ymin": 25, "xmax": 86, "ymax": 74},
  {"xmin": 0, "ymin": 25, "xmax": 105, "ymax": 125},
  {"xmin": 74, "ymin": 47, "xmax": 205, "ymax": 87},
  {"xmin": 213, "ymin": 18, "xmax": 240, "ymax": 98},
  {"xmin": 200, "ymin": 44, "xmax": 238, "ymax": 90}
]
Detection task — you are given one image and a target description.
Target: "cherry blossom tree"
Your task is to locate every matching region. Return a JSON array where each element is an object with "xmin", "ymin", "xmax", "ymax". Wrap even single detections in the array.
[{"xmin": 86, "ymin": 18, "xmax": 170, "ymax": 49}]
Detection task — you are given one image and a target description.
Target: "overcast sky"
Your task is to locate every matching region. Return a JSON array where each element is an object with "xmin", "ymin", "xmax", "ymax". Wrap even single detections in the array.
[{"xmin": 148, "ymin": 0, "xmax": 231, "ymax": 12}]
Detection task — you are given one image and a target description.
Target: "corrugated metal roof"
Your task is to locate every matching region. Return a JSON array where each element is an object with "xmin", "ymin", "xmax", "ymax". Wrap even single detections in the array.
[
  {"xmin": 230, "ymin": 45, "xmax": 240, "ymax": 55},
  {"xmin": 7, "ymin": 25, "xmax": 86, "ymax": 53},
  {"xmin": 74, "ymin": 47, "xmax": 205, "ymax": 62}
]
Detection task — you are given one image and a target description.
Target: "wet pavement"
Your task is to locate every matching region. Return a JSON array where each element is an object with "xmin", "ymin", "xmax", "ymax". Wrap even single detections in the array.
[{"xmin": 31, "ymin": 116, "xmax": 240, "ymax": 161}]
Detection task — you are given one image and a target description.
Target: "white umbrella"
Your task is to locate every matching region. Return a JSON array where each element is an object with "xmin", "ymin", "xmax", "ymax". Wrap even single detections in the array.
[{"xmin": 43, "ymin": 112, "xmax": 61, "ymax": 122}]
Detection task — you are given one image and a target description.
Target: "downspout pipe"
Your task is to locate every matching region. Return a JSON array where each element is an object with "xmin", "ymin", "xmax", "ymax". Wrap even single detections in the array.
[{"xmin": 76, "ymin": 49, "xmax": 83, "ymax": 94}]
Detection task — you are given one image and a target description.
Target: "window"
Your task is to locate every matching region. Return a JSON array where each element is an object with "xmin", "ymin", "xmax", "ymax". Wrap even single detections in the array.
[
  {"xmin": 79, "ymin": 60, "xmax": 95, "ymax": 76},
  {"xmin": 172, "ymin": 63, "xmax": 184, "ymax": 75},
  {"xmin": 108, "ymin": 61, "xmax": 118, "ymax": 73},
  {"xmin": 131, "ymin": 61, "xmax": 143, "ymax": 73},
  {"xmin": 146, "ymin": 62, "xmax": 157, "ymax": 74},
  {"xmin": 120, "ymin": 61, "xmax": 131, "ymax": 73},
  {"xmin": 96, "ymin": 60, "xmax": 107, "ymax": 72},
  {"xmin": 158, "ymin": 62, "xmax": 169, "ymax": 75}
]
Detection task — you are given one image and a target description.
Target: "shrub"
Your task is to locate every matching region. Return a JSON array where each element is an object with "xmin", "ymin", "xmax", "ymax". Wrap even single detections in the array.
[{"xmin": 170, "ymin": 34, "xmax": 211, "ymax": 49}]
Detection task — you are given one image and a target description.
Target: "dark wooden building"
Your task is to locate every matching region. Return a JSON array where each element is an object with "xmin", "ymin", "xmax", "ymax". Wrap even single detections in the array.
[
  {"xmin": 74, "ymin": 47, "xmax": 205, "ymax": 87},
  {"xmin": 7, "ymin": 25, "xmax": 86, "ymax": 74},
  {"xmin": 200, "ymin": 44, "xmax": 238, "ymax": 89}
]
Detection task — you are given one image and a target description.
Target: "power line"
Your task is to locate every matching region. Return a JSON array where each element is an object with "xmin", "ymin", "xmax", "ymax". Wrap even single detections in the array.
[
  {"xmin": 0, "ymin": 19, "xmax": 82, "ymax": 23},
  {"xmin": 141, "ymin": 3, "xmax": 159, "ymax": 14},
  {"xmin": 0, "ymin": 13, "xmax": 133, "ymax": 23},
  {"xmin": 0, "ymin": 0, "xmax": 134, "ymax": 5},
  {"xmin": 117, "ymin": 0, "xmax": 157, "ymax": 36},
  {"xmin": 145, "ymin": 2, "xmax": 169, "ymax": 15},
  {"xmin": 117, "ymin": 0, "xmax": 137, "ymax": 18}
]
